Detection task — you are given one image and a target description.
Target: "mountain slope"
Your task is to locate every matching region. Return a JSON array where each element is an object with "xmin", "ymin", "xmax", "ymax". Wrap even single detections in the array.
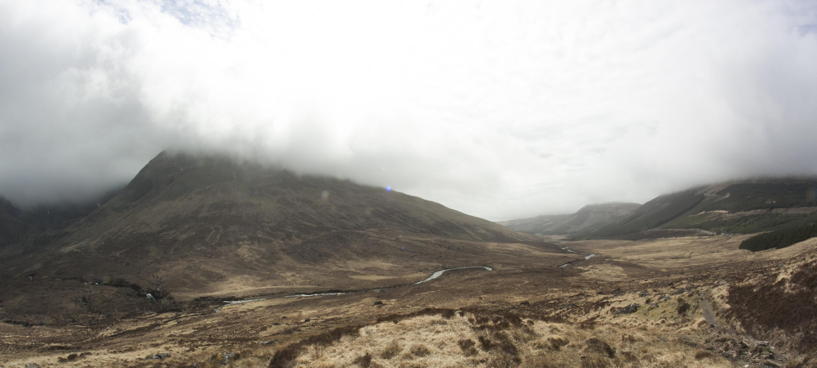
[
  {"xmin": 500, "ymin": 213, "xmax": 571, "ymax": 234},
  {"xmin": 99, "ymin": 151, "xmax": 521, "ymax": 242},
  {"xmin": 0, "ymin": 152, "xmax": 539, "ymax": 316},
  {"xmin": 0, "ymin": 197, "xmax": 23, "ymax": 246},
  {"xmin": 590, "ymin": 178, "xmax": 817, "ymax": 239},
  {"xmin": 503, "ymin": 202, "xmax": 640, "ymax": 236}
]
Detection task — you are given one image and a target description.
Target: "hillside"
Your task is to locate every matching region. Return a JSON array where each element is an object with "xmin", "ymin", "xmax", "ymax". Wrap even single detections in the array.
[
  {"xmin": 6, "ymin": 220, "xmax": 817, "ymax": 368},
  {"xmin": 4, "ymin": 164, "xmax": 817, "ymax": 366},
  {"xmin": 590, "ymin": 178, "xmax": 817, "ymax": 239},
  {"xmin": 0, "ymin": 151, "xmax": 546, "ymax": 324},
  {"xmin": 500, "ymin": 213, "xmax": 571, "ymax": 234},
  {"xmin": 0, "ymin": 197, "xmax": 23, "ymax": 246},
  {"xmin": 503, "ymin": 202, "xmax": 640, "ymax": 236}
]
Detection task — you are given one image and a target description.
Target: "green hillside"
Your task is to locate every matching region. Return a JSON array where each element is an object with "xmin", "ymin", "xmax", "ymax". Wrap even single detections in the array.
[{"xmin": 589, "ymin": 178, "xmax": 817, "ymax": 239}]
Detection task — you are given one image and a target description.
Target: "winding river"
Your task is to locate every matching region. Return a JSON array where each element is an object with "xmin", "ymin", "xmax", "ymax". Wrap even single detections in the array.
[
  {"xmin": 557, "ymin": 245, "xmax": 598, "ymax": 268},
  {"xmin": 217, "ymin": 265, "xmax": 494, "ymax": 309},
  {"xmin": 414, "ymin": 266, "xmax": 493, "ymax": 285}
]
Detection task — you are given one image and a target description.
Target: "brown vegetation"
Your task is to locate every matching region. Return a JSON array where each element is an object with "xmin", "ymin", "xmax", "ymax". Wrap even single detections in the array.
[
  {"xmin": 2, "ymin": 232, "xmax": 816, "ymax": 367},
  {"xmin": 727, "ymin": 258, "xmax": 817, "ymax": 355}
]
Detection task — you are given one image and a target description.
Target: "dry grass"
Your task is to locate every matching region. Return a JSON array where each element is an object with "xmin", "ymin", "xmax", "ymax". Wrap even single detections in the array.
[
  {"xmin": 380, "ymin": 341, "xmax": 402, "ymax": 359},
  {"xmin": 5, "ymin": 234, "xmax": 816, "ymax": 367},
  {"xmin": 285, "ymin": 310, "xmax": 734, "ymax": 368},
  {"xmin": 408, "ymin": 344, "xmax": 430, "ymax": 357}
]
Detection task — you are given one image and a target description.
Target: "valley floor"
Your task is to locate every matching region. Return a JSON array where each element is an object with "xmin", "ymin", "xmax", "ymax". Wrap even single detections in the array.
[{"xmin": 2, "ymin": 235, "xmax": 816, "ymax": 368}]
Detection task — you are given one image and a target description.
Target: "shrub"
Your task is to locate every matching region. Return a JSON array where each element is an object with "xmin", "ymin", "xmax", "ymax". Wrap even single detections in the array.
[
  {"xmin": 677, "ymin": 298, "xmax": 691, "ymax": 316},
  {"xmin": 489, "ymin": 354, "xmax": 520, "ymax": 368},
  {"xmin": 584, "ymin": 338, "xmax": 615, "ymax": 358},
  {"xmin": 352, "ymin": 352, "xmax": 372, "ymax": 367},
  {"xmin": 457, "ymin": 339, "xmax": 478, "ymax": 356},
  {"xmin": 478, "ymin": 336, "xmax": 493, "ymax": 351},
  {"xmin": 548, "ymin": 337, "xmax": 569, "ymax": 351},
  {"xmin": 694, "ymin": 351, "xmax": 714, "ymax": 360},
  {"xmin": 380, "ymin": 341, "xmax": 401, "ymax": 360},
  {"xmin": 580, "ymin": 356, "xmax": 611, "ymax": 368},
  {"xmin": 409, "ymin": 344, "xmax": 430, "ymax": 357}
]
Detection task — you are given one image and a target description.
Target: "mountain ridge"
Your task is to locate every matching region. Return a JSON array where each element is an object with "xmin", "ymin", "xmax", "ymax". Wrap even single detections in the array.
[
  {"xmin": 0, "ymin": 151, "xmax": 546, "ymax": 324},
  {"xmin": 504, "ymin": 177, "xmax": 817, "ymax": 240},
  {"xmin": 591, "ymin": 177, "xmax": 817, "ymax": 239}
]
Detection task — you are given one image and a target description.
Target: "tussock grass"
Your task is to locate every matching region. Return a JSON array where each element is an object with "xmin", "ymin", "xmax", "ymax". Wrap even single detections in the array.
[
  {"xmin": 277, "ymin": 305, "xmax": 733, "ymax": 368},
  {"xmin": 408, "ymin": 344, "xmax": 430, "ymax": 357},
  {"xmin": 379, "ymin": 341, "xmax": 401, "ymax": 360}
]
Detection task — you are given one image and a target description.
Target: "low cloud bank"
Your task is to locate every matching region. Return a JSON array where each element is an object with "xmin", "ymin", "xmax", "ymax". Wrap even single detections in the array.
[{"xmin": 1, "ymin": 1, "xmax": 816, "ymax": 220}]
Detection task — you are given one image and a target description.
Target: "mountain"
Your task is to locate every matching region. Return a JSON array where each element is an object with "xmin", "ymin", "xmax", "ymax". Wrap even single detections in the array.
[
  {"xmin": 501, "ymin": 214, "xmax": 571, "ymax": 234},
  {"xmin": 503, "ymin": 202, "xmax": 640, "ymax": 236},
  {"xmin": 0, "ymin": 197, "xmax": 23, "ymax": 246},
  {"xmin": 0, "ymin": 151, "xmax": 538, "ymax": 323},
  {"xmin": 590, "ymin": 178, "xmax": 817, "ymax": 239},
  {"xmin": 506, "ymin": 178, "xmax": 817, "ymax": 241},
  {"xmin": 0, "ymin": 190, "xmax": 121, "ymax": 249}
]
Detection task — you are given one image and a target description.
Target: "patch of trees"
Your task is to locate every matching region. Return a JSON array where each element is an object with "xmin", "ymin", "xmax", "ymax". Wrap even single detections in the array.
[{"xmin": 739, "ymin": 223, "xmax": 817, "ymax": 251}]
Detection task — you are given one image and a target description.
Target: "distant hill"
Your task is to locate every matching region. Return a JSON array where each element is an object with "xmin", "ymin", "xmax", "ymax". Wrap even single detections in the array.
[
  {"xmin": 503, "ymin": 202, "xmax": 640, "ymax": 236},
  {"xmin": 0, "ymin": 189, "xmax": 121, "ymax": 250},
  {"xmin": 501, "ymin": 214, "xmax": 571, "ymax": 234},
  {"xmin": 506, "ymin": 178, "xmax": 817, "ymax": 241},
  {"xmin": 590, "ymin": 178, "xmax": 817, "ymax": 239}
]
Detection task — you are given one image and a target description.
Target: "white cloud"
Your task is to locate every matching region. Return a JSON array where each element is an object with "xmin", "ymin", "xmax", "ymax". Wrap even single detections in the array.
[{"xmin": 1, "ymin": 0, "xmax": 816, "ymax": 220}]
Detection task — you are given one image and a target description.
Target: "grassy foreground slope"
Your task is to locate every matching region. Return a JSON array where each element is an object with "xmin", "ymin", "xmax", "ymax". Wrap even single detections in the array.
[{"xmin": 3, "ymin": 208, "xmax": 817, "ymax": 367}]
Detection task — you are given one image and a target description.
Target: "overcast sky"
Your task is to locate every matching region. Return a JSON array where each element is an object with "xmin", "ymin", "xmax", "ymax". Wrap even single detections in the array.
[{"xmin": 1, "ymin": 0, "xmax": 817, "ymax": 220}]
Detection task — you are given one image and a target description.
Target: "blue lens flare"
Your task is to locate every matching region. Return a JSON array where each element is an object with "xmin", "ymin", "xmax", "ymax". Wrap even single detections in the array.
[{"xmin": 385, "ymin": 186, "xmax": 393, "ymax": 192}]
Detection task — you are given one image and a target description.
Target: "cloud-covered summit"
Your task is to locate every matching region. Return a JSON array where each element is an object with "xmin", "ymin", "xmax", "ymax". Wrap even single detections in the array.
[{"xmin": 1, "ymin": 0, "xmax": 816, "ymax": 220}]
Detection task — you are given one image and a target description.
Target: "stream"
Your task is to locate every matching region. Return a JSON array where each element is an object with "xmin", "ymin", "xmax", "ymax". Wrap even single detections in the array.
[
  {"xmin": 217, "ymin": 265, "xmax": 493, "ymax": 309},
  {"xmin": 414, "ymin": 266, "xmax": 493, "ymax": 285},
  {"xmin": 558, "ymin": 245, "xmax": 598, "ymax": 268}
]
